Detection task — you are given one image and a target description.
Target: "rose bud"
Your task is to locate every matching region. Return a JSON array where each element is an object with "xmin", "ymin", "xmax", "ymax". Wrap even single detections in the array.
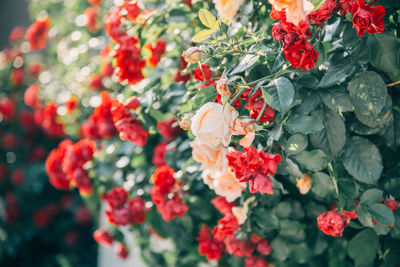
[
  {"xmin": 182, "ymin": 47, "xmax": 201, "ymax": 64},
  {"xmin": 216, "ymin": 79, "xmax": 230, "ymax": 96},
  {"xmin": 179, "ymin": 113, "xmax": 193, "ymax": 130}
]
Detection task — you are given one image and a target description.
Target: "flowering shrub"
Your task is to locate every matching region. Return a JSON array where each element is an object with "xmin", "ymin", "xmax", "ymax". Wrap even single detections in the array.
[{"xmin": 2, "ymin": 0, "xmax": 400, "ymax": 266}]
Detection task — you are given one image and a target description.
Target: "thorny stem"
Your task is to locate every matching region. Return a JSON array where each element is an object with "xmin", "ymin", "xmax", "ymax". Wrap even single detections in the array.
[{"xmin": 328, "ymin": 163, "xmax": 340, "ymax": 200}]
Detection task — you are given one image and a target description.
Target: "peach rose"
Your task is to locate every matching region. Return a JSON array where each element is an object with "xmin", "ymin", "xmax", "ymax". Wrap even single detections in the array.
[
  {"xmin": 232, "ymin": 206, "xmax": 248, "ymax": 225},
  {"xmin": 213, "ymin": 0, "xmax": 245, "ymax": 20},
  {"xmin": 233, "ymin": 118, "xmax": 255, "ymax": 148},
  {"xmin": 191, "ymin": 139, "xmax": 228, "ymax": 171},
  {"xmin": 269, "ymin": 0, "xmax": 314, "ymax": 25},
  {"xmin": 213, "ymin": 171, "xmax": 246, "ymax": 202},
  {"xmin": 296, "ymin": 173, "xmax": 311, "ymax": 194},
  {"xmin": 191, "ymin": 102, "xmax": 238, "ymax": 148}
]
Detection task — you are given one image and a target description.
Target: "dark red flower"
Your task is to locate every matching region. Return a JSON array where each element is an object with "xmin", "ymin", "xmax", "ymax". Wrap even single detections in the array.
[
  {"xmin": 351, "ymin": 0, "xmax": 385, "ymax": 36},
  {"xmin": 29, "ymin": 62, "xmax": 43, "ymax": 78},
  {"xmin": 85, "ymin": 7, "xmax": 98, "ymax": 32},
  {"xmin": 75, "ymin": 206, "xmax": 92, "ymax": 225},
  {"xmin": 11, "ymin": 68, "xmax": 25, "ymax": 87},
  {"xmin": 256, "ymin": 239, "xmax": 271, "ymax": 255},
  {"xmin": 9, "ymin": 27, "xmax": 25, "ymax": 42},
  {"xmin": 152, "ymin": 142, "xmax": 168, "ymax": 166},
  {"xmin": 224, "ymin": 235, "xmax": 255, "ymax": 257},
  {"xmin": 197, "ymin": 224, "xmax": 225, "ymax": 260},
  {"xmin": 128, "ymin": 198, "xmax": 147, "ymax": 224},
  {"xmin": 309, "ymin": 0, "xmax": 337, "ymax": 24},
  {"xmin": 11, "ymin": 169, "xmax": 24, "ymax": 186},
  {"xmin": 211, "ymin": 196, "xmax": 235, "ymax": 216},
  {"xmin": 212, "ymin": 214, "xmax": 239, "ymax": 242},
  {"xmin": 25, "ymin": 18, "xmax": 51, "ymax": 51},
  {"xmin": 144, "ymin": 39, "xmax": 167, "ymax": 67},
  {"xmin": 245, "ymin": 256, "xmax": 269, "ymax": 267},
  {"xmin": 115, "ymin": 243, "xmax": 129, "ymax": 259},
  {"xmin": 107, "ymin": 187, "xmax": 129, "ymax": 209},
  {"xmin": 123, "ymin": 1, "xmax": 141, "ymax": 21},
  {"xmin": 0, "ymin": 97, "xmax": 16, "ymax": 122},
  {"xmin": 157, "ymin": 117, "xmax": 181, "ymax": 140},
  {"xmin": 194, "ymin": 64, "xmax": 212, "ymax": 82},
  {"xmin": 317, "ymin": 210, "xmax": 346, "ymax": 237},
  {"xmin": 93, "ymin": 229, "xmax": 114, "ymax": 247},
  {"xmin": 283, "ymin": 39, "xmax": 319, "ymax": 70},
  {"xmin": 114, "ymin": 36, "xmax": 145, "ymax": 85}
]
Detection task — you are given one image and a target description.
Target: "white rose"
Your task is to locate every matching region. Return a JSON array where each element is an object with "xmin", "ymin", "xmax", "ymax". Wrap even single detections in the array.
[
  {"xmin": 191, "ymin": 102, "xmax": 238, "ymax": 148},
  {"xmin": 213, "ymin": 0, "xmax": 245, "ymax": 20},
  {"xmin": 191, "ymin": 139, "xmax": 228, "ymax": 171}
]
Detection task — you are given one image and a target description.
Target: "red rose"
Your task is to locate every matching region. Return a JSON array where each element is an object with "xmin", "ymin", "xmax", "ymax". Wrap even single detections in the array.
[
  {"xmin": 115, "ymin": 117, "xmax": 150, "ymax": 146},
  {"xmin": 309, "ymin": 0, "xmax": 337, "ymax": 24},
  {"xmin": 0, "ymin": 98, "xmax": 16, "ymax": 122},
  {"xmin": 224, "ymin": 235, "xmax": 255, "ymax": 257},
  {"xmin": 157, "ymin": 117, "xmax": 181, "ymax": 140},
  {"xmin": 197, "ymin": 224, "xmax": 225, "ymax": 260},
  {"xmin": 128, "ymin": 198, "xmax": 147, "ymax": 224},
  {"xmin": 25, "ymin": 18, "xmax": 51, "ymax": 51},
  {"xmin": 194, "ymin": 64, "xmax": 212, "ymax": 82},
  {"xmin": 151, "ymin": 165, "xmax": 176, "ymax": 194},
  {"xmin": 351, "ymin": 0, "xmax": 385, "ymax": 36},
  {"xmin": 245, "ymin": 257, "xmax": 269, "ymax": 267},
  {"xmin": 212, "ymin": 215, "xmax": 239, "ymax": 242},
  {"xmin": 317, "ymin": 210, "xmax": 346, "ymax": 237},
  {"xmin": 152, "ymin": 142, "xmax": 168, "ymax": 166},
  {"xmin": 256, "ymin": 239, "xmax": 271, "ymax": 255},
  {"xmin": 107, "ymin": 187, "xmax": 129, "ymax": 208},
  {"xmin": 93, "ymin": 229, "xmax": 114, "ymax": 247},
  {"xmin": 211, "ymin": 196, "xmax": 235, "ymax": 216},
  {"xmin": 11, "ymin": 169, "xmax": 24, "ymax": 186},
  {"xmin": 115, "ymin": 243, "xmax": 129, "ymax": 259},
  {"xmin": 283, "ymin": 39, "xmax": 319, "ymax": 70}
]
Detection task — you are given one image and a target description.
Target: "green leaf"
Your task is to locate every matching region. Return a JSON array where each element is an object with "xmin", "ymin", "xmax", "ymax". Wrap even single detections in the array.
[
  {"xmin": 286, "ymin": 114, "xmax": 324, "ymax": 134},
  {"xmin": 311, "ymin": 172, "xmax": 335, "ymax": 199},
  {"xmin": 368, "ymin": 203, "xmax": 395, "ymax": 226},
  {"xmin": 318, "ymin": 56, "xmax": 355, "ymax": 88},
  {"xmin": 360, "ymin": 188, "xmax": 383, "ymax": 206},
  {"xmin": 271, "ymin": 238, "xmax": 290, "ymax": 262},
  {"xmin": 337, "ymin": 178, "xmax": 356, "ymax": 199},
  {"xmin": 342, "ymin": 136, "xmax": 383, "ymax": 184},
  {"xmin": 348, "ymin": 229, "xmax": 379, "ymax": 266},
  {"xmin": 192, "ymin": 85, "xmax": 217, "ymax": 109},
  {"xmin": 264, "ymin": 77, "xmax": 295, "ymax": 115},
  {"xmin": 198, "ymin": 9, "xmax": 217, "ymax": 28},
  {"xmin": 192, "ymin": 29, "xmax": 212, "ymax": 42},
  {"xmin": 293, "ymin": 150, "xmax": 331, "ymax": 172},
  {"xmin": 356, "ymin": 205, "xmax": 373, "ymax": 227},
  {"xmin": 320, "ymin": 88, "xmax": 354, "ymax": 113},
  {"xmin": 311, "ymin": 0, "xmax": 327, "ymax": 10},
  {"xmin": 348, "ymin": 71, "xmax": 388, "ymax": 127},
  {"xmin": 310, "ymin": 107, "xmax": 346, "ymax": 158},
  {"xmin": 367, "ymin": 33, "xmax": 400, "ymax": 82},
  {"xmin": 230, "ymin": 54, "xmax": 260, "ymax": 74},
  {"xmin": 285, "ymin": 133, "xmax": 308, "ymax": 155},
  {"xmin": 253, "ymin": 209, "xmax": 279, "ymax": 231},
  {"xmin": 284, "ymin": 157, "xmax": 304, "ymax": 177}
]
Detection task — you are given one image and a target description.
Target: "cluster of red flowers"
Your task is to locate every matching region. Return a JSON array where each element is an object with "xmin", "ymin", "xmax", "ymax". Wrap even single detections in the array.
[
  {"xmin": 45, "ymin": 139, "xmax": 95, "ymax": 195},
  {"xmin": 149, "ymin": 165, "xmax": 188, "ymax": 221},
  {"xmin": 10, "ymin": 68, "xmax": 25, "ymax": 87},
  {"xmin": 197, "ymin": 196, "xmax": 270, "ymax": 266},
  {"xmin": 271, "ymin": 6, "xmax": 320, "ymax": 70},
  {"xmin": 104, "ymin": 3, "xmax": 167, "ymax": 85},
  {"xmin": 25, "ymin": 18, "xmax": 51, "ymax": 51},
  {"xmin": 24, "ymin": 84, "xmax": 65, "ymax": 138},
  {"xmin": 85, "ymin": 7, "xmax": 99, "ymax": 33},
  {"xmin": 227, "ymin": 146, "xmax": 281, "ymax": 195},
  {"xmin": 105, "ymin": 187, "xmax": 147, "ymax": 226},
  {"xmin": 241, "ymin": 88, "xmax": 275, "ymax": 123},
  {"xmin": 339, "ymin": 0, "xmax": 385, "ymax": 36},
  {"xmin": 33, "ymin": 204, "xmax": 58, "ymax": 228},
  {"xmin": 318, "ymin": 199, "xmax": 398, "ymax": 237},
  {"xmin": 0, "ymin": 97, "xmax": 16, "ymax": 122},
  {"xmin": 110, "ymin": 96, "xmax": 150, "ymax": 146},
  {"xmin": 81, "ymin": 91, "xmax": 117, "ymax": 139},
  {"xmin": 144, "ymin": 39, "xmax": 167, "ymax": 68},
  {"xmin": 173, "ymin": 56, "xmax": 191, "ymax": 83}
]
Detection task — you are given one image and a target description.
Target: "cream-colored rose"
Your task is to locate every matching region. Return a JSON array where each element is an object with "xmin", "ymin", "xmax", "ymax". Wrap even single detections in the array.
[
  {"xmin": 191, "ymin": 102, "xmax": 238, "ymax": 148},
  {"xmin": 201, "ymin": 169, "xmax": 216, "ymax": 190},
  {"xmin": 213, "ymin": 171, "xmax": 246, "ymax": 202},
  {"xmin": 296, "ymin": 173, "xmax": 311, "ymax": 194},
  {"xmin": 233, "ymin": 118, "xmax": 255, "ymax": 148},
  {"xmin": 213, "ymin": 0, "xmax": 245, "ymax": 20},
  {"xmin": 232, "ymin": 206, "xmax": 248, "ymax": 225},
  {"xmin": 269, "ymin": 0, "xmax": 314, "ymax": 26},
  {"xmin": 191, "ymin": 139, "xmax": 228, "ymax": 171}
]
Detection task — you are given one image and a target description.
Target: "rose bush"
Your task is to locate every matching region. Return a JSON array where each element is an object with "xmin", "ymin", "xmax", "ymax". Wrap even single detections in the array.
[{"xmin": 1, "ymin": 0, "xmax": 400, "ymax": 266}]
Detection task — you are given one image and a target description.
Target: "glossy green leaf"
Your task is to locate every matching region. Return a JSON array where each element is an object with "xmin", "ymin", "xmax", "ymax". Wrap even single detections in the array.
[{"xmin": 286, "ymin": 114, "xmax": 324, "ymax": 134}]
